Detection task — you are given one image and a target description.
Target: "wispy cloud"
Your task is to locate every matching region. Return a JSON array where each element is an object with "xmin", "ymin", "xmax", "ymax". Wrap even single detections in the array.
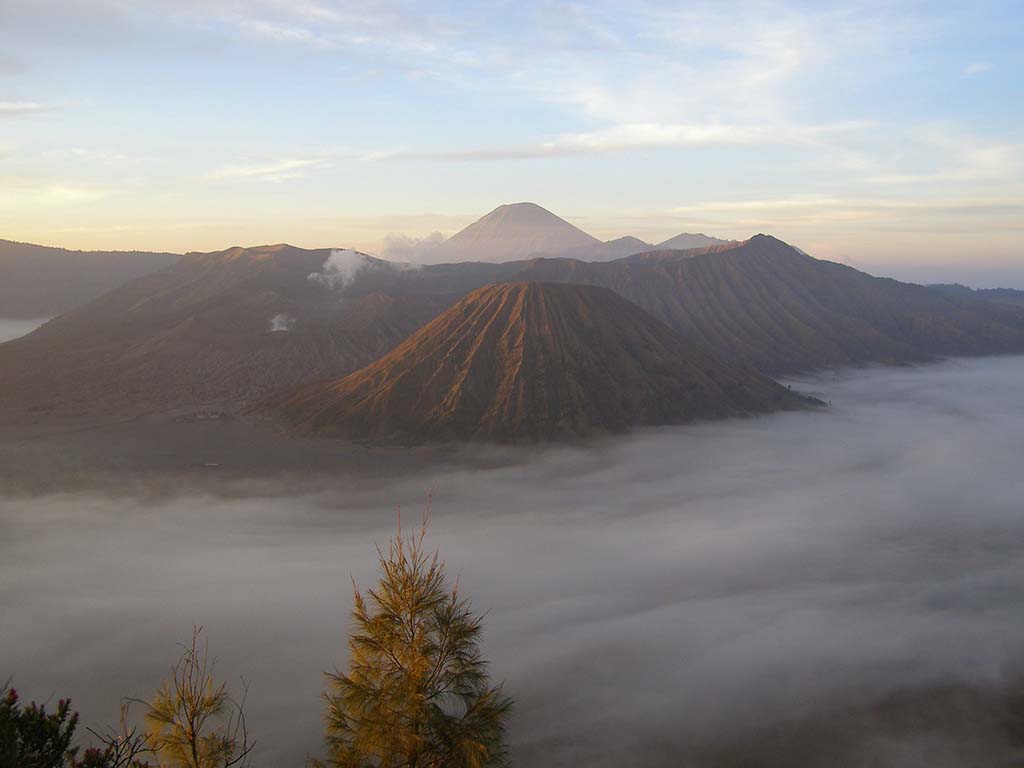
[
  {"xmin": 963, "ymin": 61, "xmax": 992, "ymax": 76},
  {"xmin": 667, "ymin": 195, "xmax": 1024, "ymax": 235},
  {"xmin": 223, "ymin": 1, "xmax": 462, "ymax": 57},
  {"xmin": 204, "ymin": 147, "xmax": 399, "ymax": 181},
  {"xmin": 375, "ymin": 121, "xmax": 874, "ymax": 162},
  {"xmin": 554, "ymin": 120, "xmax": 871, "ymax": 153},
  {"xmin": 0, "ymin": 175, "xmax": 112, "ymax": 204},
  {"xmin": 0, "ymin": 101, "xmax": 53, "ymax": 117},
  {"xmin": 863, "ymin": 131, "xmax": 1022, "ymax": 185},
  {"xmin": 238, "ymin": 18, "xmax": 327, "ymax": 46},
  {"xmin": 42, "ymin": 147, "xmax": 133, "ymax": 163},
  {"xmin": 204, "ymin": 157, "xmax": 332, "ymax": 182}
]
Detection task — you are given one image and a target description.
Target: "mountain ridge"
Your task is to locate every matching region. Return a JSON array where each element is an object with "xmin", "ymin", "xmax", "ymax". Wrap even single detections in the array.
[
  {"xmin": 3, "ymin": 233, "xmax": 1023, "ymax": 432},
  {"xmin": 346, "ymin": 234, "xmax": 1024, "ymax": 373},
  {"xmin": 0, "ymin": 239, "xmax": 181, "ymax": 318}
]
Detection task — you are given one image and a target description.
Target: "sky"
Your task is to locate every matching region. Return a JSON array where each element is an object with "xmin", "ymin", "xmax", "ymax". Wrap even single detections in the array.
[{"xmin": 1, "ymin": 0, "xmax": 1022, "ymax": 285}]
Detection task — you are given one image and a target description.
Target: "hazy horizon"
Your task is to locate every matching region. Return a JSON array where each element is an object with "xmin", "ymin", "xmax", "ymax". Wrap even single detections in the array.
[{"xmin": 4, "ymin": 211, "xmax": 1023, "ymax": 290}]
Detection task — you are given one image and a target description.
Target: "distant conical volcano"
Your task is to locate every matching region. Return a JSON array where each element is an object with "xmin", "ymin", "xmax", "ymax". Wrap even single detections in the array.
[
  {"xmin": 260, "ymin": 281, "xmax": 808, "ymax": 443},
  {"xmin": 441, "ymin": 202, "xmax": 600, "ymax": 262}
]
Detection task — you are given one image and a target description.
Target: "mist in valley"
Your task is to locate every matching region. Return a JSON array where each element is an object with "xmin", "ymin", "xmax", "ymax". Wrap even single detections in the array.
[{"xmin": 4, "ymin": 356, "xmax": 1024, "ymax": 766}]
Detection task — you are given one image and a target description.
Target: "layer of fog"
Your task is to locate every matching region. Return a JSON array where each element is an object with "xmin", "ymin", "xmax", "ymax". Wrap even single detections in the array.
[
  {"xmin": 0, "ymin": 317, "xmax": 48, "ymax": 343},
  {"xmin": 4, "ymin": 356, "xmax": 1024, "ymax": 766}
]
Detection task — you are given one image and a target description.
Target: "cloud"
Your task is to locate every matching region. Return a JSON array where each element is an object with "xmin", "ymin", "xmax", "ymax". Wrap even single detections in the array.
[
  {"xmin": 0, "ymin": 176, "xmax": 111, "ymax": 204},
  {"xmin": 239, "ymin": 18, "xmax": 326, "ymax": 46},
  {"xmin": 216, "ymin": 1, "xmax": 462, "ymax": 57},
  {"xmin": 861, "ymin": 133, "xmax": 1023, "ymax": 185},
  {"xmin": 379, "ymin": 231, "xmax": 447, "ymax": 262},
  {"xmin": 668, "ymin": 195, "xmax": 1024, "ymax": 231},
  {"xmin": 545, "ymin": 120, "xmax": 870, "ymax": 154},
  {"xmin": 963, "ymin": 61, "xmax": 992, "ymax": 76},
  {"xmin": 41, "ymin": 147, "xmax": 134, "ymax": 164},
  {"xmin": 204, "ymin": 148, "xmax": 394, "ymax": 181},
  {"xmin": 204, "ymin": 157, "xmax": 331, "ymax": 182},
  {"xmin": 372, "ymin": 120, "xmax": 874, "ymax": 163},
  {"xmin": 0, "ymin": 101, "xmax": 53, "ymax": 117}
]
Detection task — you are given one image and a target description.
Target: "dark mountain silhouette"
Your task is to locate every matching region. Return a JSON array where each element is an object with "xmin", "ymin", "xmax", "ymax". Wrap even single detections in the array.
[
  {"xmin": 439, "ymin": 202, "xmax": 599, "ymax": 262},
  {"xmin": 0, "ymin": 239, "xmax": 180, "ymax": 317},
  {"xmin": 260, "ymin": 282, "xmax": 808, "ymax": 443}
]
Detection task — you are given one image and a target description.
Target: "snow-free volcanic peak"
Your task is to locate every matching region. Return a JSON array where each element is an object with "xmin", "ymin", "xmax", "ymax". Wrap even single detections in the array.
[
  {"xmin": 261, "ymin": 281, "xmax": 808, "ymax": 443},
  {"xmin": 441, "ymin": 202, "xmax": 600, "ymax": 262}
]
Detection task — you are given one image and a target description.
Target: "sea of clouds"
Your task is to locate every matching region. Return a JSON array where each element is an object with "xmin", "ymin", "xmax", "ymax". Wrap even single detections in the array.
[{"xmin": 3, "ymin": 356, "xmax": 1024, "ymax": 766}]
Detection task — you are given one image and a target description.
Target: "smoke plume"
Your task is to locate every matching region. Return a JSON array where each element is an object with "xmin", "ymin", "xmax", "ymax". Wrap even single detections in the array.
[{"xmin": 268, "ymin": 313, "xmax": 295, "ymax": 332}]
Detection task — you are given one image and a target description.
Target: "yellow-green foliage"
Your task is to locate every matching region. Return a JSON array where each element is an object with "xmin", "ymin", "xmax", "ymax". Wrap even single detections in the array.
[
  {"xmin": 319, "ymin": 523, "xmax": 512, "ymax": 768},
  {"xmin": 142, "ymin": 629, "xmax": 252, "ymax": 768}
]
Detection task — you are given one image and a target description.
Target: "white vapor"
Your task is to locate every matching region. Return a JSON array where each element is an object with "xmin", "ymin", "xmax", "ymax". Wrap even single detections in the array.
[
  {"xmin": 268, "ymin": 313, "xmax": 295, "ymax": 332},
  {"xmin": 379, "ymin": 231, "xmax": 448, "ymax": 263},
  {"xmin": 308, "ymin": 248, "xmax": 420, "ymax": 292},
  {"xmin": 307, "ymin": 249, "xmax": 372, "ymax": 291},
  {"xmin": 0, "ymin": 101, "xmax": 52, "ymax": 117}
]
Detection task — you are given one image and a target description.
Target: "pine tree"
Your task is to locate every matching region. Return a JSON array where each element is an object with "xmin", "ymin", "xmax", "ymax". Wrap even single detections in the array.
[
  {"xmin": 319, "ymin": 522, "xmax": 512, "ymax": 768},
  {"xmin": 141, "ymin": 628, "xmax": 252, "ymax": 768}
]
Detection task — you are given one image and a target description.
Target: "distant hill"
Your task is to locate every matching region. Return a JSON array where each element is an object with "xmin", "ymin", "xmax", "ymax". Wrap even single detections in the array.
[
  {"xmin": 557, "ymin": 235, "xmax": 654, "ymax": 262},
  {"xmin": 553, "ymin": 234, "xmax": 736, "ymax": 263},
  {"xmin": 930, "ymin": 283, "xmax": 1024, "ymax": 308},
  {"xmin": 655, "ymin": 232, "xmax": 733, "ymax": 250},
  {"xmin": 439, "ymin": 202, "xmax": 599, "ymax": 262},
  {"xmin": 0, "ymin": 239, "xmax": 180, "ymax": 317},
  {"xmin": 260, "ymin": 282, "xmax": 808, "ymax": 443}
]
